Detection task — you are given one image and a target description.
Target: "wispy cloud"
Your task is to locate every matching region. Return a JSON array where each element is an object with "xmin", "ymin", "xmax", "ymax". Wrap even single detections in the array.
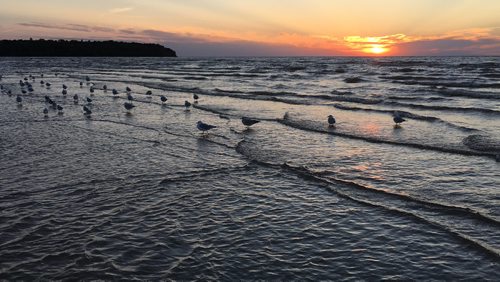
[
  {"xmin": 18, "ymin": 22, "xmax": 115, "ymax": 33},
  {"xmin": 109, "ymin": 7, "xmax": 134, "ymax": 14}
]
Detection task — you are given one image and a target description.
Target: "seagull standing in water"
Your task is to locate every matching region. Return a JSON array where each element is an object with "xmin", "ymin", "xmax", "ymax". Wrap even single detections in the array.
[
  {"xmin": 83, "ymin": 105, "xmax": 92, "ymax": 116},
  {"xmin": 193, "ymin": 94, "xmax": 199, "ymax": 103},
  {"xmin": 241, "ymin": 117, "xmax": 260, "ymax": 128},
  {"xmin": 197, "ymin": 121, "xmax": 217, "ymax": 135},
  {"xmin": 160, "ymin": 95, "xmax": 167, "ymax": 104},
  {"xmin": 43, "ymin": 108, "xmax": 49, "ymax": 117},
  {"xmin": 73, "ymin": 94, "xmax": 79, "ymax": 104},
  {"xmin": 57, "ymin": 105, "xmax": 64, "ymax": 115},
  {"xmin": 184, "ymin": 100, "xmax": 191, "ymax": 111},
  {"xmin": 328, "ymin": 115, "xmax": 336, "ymax": 127},
  {"xmin": 124, "ymin": 102, "xmax": 135, "ymax": 112},
  {"xmin": 393, "ymin": 112, "xmax": 406, "ymax": 126},
  {"xmin": 16, "ymin": 95, "xmax": 22, "ymax": 105}
]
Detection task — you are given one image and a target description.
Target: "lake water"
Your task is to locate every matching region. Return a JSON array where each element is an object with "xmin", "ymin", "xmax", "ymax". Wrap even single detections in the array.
[{"xmin": 0, "ymin": 56, "xmax": 499, "ymax": 280}]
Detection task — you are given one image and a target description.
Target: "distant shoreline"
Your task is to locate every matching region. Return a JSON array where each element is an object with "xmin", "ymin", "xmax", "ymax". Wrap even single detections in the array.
[{"xmin": 0, "ymin": 39, "xmax": 177, "ymax": 57}]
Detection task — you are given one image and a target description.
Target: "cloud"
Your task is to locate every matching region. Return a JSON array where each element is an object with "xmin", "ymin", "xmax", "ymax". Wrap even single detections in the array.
[
  {"xmin": 18, "ymin": 22, "xmax": 116, "ymax": 33},
  {"xmin": 341, "ymin": 28, "xmax": 500, "ymax": 55},
  {"xmin": 19, "ymin": 22, "xmax": 91, "ymax": 32},
  {"xmin": 109, "ymin": 7, "xmax": 134, "ymax": 14},
  {"xmin": 13, "ymin": 21, "xmax": 500, "ymax": 56}
]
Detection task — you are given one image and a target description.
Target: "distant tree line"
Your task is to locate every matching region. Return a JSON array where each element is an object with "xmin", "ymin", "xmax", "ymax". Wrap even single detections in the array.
[{"xmin": 0, "ymin": 39, "xmax": 177, "ymax": 57}]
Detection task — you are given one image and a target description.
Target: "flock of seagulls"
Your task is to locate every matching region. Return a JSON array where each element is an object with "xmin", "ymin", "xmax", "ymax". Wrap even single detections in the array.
[{"xmin": 0, "ymin": 72, "xmax": 409, "ymax": 138}]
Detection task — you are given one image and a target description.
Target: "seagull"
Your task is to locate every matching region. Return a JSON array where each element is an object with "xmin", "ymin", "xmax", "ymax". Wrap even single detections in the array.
[
  {"xmin": 16, "ymin": 95, "xmax": 22, "ymax": 104},
  {"xmin": 86, "ymin": 97, "xmax": 92, "ymax": 104},
  {"xmin": 90, "ymin": 87, "xmax": 94, "ymax": 95},
  {"xmin": 126, "ymin": 86, "xmax": 131, "ymax": 92},
  {"xmin": 146, "ymin": 90, "xmax": 152, "ymax": 95},
  {"xmin": 103, "ymin": 85, "xmax": 107, "ymax": 91},
  {"xmin": 21, "ymin": 89, "xmax": 27, "ymax": 94},
  {"xmin": 83, "ymin": 105, "xmax": 92, "ymax": 116},
  {"xmin": 193, "ymin": 94, "xmax": 199, "ymax": 103},
  {"xmin": 79, "ymin": 82, "xmax": 83, "ymax": 87},
  {"xmin": 52, "ymin": 102, "xmax": 57, "ymax": 109},
  {"xmin": 45, "ymin": 95, "xmax": 51, "ymax": 102},
  {"xmin": 328, "ymin": 115, "xmax": 336, "ymax": 127},
  {"xmin": 43, "ymin": 108, "xmax": 49, "ymax": 117},
  {"xmin": 85, "ymin": 76, "xmax": 90, "ymax": 82},
  {"xmin": 73, "ymin": 94, "xmax": 79, "ymax": 104},
  {"xmin": 124, "ymin": 102, "xmax": 135, "ymax": 111},
  {"xmin": 19, "ymin": 80, "xmax": 25, "ymax": 87},
  {"xmin": 184, "ymin": 100, "xmax": 191, "ymax": 110},
  {"xmin": 63, "ymin": 84, "xmax": 67, "ymax": 89},
  {"xmin": 40, "ymin": 80, "xmax": 44, "ymax": 85},
  {"xmin": 197, "ymin": 121, "xmax": 217, "ymax": 135},
  {"xmin": 112, "ymin": 89, "xmax": 119, "ymax": 95},
  {"xmin": 393, "ymin": 112, "xmax": 406, "ymax": 126},
  {"xmin": 127, "ymin": 93, "xmax": 133, "ymax": 101},
  {"xmin": 160, "ymin": 95, "xmax": 167, "ymax": 104},
  {"xmin": 57, "ymin": 105, "xmax": 63, "ymax": 114},
  {"xmin": 241, "ymin": 117, "xmax": 260, "ymax": 128},
  {"xmin": 45, "ymin": 82, "xmax": 51, "ymax": 87},
  {"xmin": 62, "ymin": 89, "xmax": 67, "ymax": 95}
]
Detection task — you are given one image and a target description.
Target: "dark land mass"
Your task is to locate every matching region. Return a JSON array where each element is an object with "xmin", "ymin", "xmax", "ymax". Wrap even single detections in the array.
[{"xmin": 0, "ymin": 39, "xmax": 177, "ymax": 57}]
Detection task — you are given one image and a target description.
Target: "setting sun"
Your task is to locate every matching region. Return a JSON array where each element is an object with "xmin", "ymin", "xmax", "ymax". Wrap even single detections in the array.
[{"xmin": 365, "ymin": 45, "xmax": 389, "ymax": 54}]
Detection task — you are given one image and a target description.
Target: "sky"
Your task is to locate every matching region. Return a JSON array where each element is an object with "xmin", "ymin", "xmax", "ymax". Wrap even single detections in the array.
[{"xmin": 0, "ymin": 0, "xmax": 499, "ymax": 56}]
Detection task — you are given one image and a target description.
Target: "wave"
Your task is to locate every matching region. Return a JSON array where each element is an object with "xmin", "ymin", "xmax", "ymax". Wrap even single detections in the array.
[
  {"xmin": 235, "ymin": 140, "xmax": 500, "ymax": 258},
  {"xmin": 331, "ymin": 104, "xmax": 478, "ymax": 132},
  {"xmin": 432, "ymin": 88, "xmax": 500, "ymax": 100},
  {"xmin": 330, "ymin": 90, "xmax": 354, "ymax": 95},
  {"xmin": 384, "ymin": 101, "xmax": 500, "ymax": 115},
  {"xmin": 390, "ymin": 79, "xmax": 500, "ymax": 89},
  {"xmin": 381, "ymin": 75, "xmax": 442, "ymax": 81},
  {"xmin": 463, "ymin": 135, "xmax": 500, "ymax": 152},
  {"xmin": 110, "ymin": 81, "xmax": 500, "ymax": 118},
  {"xmin": 277, "ymin": 116, "xmax": 498, "ymax": 159},
  {"xmin": 387, "ymin": 95, "xmax": 448, "ymax": 101},
  {"xmin": 182, "ymin": 76, "xmax": 207, "ymax": 80},
  {"xmin": 391, "ymin": 68, "xmax": 425, "ymax": 73}
]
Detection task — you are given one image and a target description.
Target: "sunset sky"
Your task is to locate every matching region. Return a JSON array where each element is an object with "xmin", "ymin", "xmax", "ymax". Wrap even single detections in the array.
[{"xmin": 0, "ymin": 0, "xmax": 499, "ymax": 56}]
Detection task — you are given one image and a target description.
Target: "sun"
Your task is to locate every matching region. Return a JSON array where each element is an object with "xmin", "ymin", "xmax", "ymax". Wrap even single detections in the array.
[{"xmin": 363, "ymin": 44, "xmax": 389, "ymax": 55}]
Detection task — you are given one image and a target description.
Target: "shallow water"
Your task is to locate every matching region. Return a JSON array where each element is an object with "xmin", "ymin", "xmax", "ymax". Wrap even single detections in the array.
[{"xmin": 0, "ymin": 57, "xmax": 499, "ymax": 280}]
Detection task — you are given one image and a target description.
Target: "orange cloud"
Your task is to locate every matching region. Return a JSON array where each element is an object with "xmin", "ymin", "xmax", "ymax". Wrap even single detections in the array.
[
  {"xmin": 343, "ymin": 34, "xmax": 409, "ymax": 55},
  {"xmin": 341, "ymin": 28, "xmax": 500, "ymax": 55}
]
